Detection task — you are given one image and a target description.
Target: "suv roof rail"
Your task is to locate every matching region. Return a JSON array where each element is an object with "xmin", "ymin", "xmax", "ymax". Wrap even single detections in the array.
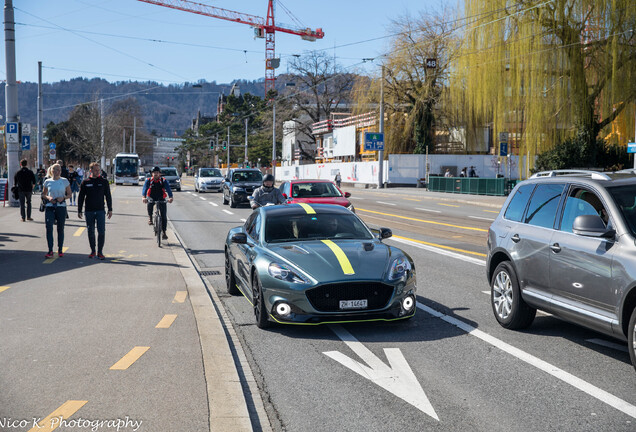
[{"xmin": 529, "ymin": 170, "xmax": 612, "ymax": 180}]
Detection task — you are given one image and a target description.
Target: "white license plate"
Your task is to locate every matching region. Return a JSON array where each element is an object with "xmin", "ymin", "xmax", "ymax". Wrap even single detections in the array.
[{"xmin": 339, "ymin": 299, "xmax": 368, "ymax": 310}]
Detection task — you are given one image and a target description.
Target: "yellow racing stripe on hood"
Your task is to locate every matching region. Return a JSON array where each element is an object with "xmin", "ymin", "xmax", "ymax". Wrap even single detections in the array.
[
  {"xmin": 298, "ymin": 203, "xmax": 316, "ymax": 214},
  {"xmin": 321, "ymin": 240, "xmax": 355, "ymax": 275}
]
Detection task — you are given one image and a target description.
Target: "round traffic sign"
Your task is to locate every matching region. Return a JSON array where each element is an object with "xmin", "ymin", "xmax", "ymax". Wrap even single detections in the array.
[
  {"xmin": 49, "ymin": 142, "xmax": 56, "ymax": 149},
  {"xmin": 49, "ymin": 149, "xmax": 56, "ymax": 159}
]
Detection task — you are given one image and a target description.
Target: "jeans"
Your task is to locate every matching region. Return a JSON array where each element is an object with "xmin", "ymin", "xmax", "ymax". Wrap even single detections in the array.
[
  {"xmin": 147, "ymin": 201, "xmax": 167, "ymax": 232},
  {"xmin": 18, "ymin": 190, "xmax": 32, "ymax": 219},
  {"xmin": 85, "ymin": 210, "xmax": 106, "ymax": 254},
  {"xmin": 45, "ymin": 206, "xmax": 66, "ymax": 252}
]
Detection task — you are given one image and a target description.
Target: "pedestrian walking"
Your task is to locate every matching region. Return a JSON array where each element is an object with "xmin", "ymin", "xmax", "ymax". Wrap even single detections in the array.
[
  {"xmin": 78, "ymin": 162, "xmax": 113, "ymax": 260},
  {"xmin": 469, "ymin": 166, "xmax": 477, "ymax": 177},
  {"xmin": 36, "ymin": 164, "xmax": 46, "ymax": 192},
  {"xmin": 42, "ymin": 163, "xmax": 71, "ymax": 258},
  {"xmin": 460, "ymin": 167, "xmax": 468, "ymax": 177},
  {"xmin": 444, "ymin": 169, "xmax": 452, "ymax": 178},
  {"xmin": 68, "ymin": 165, "xmax": 81, "ymax": 205},
  {"xmin": 14, "ymin": 159, "xmax": 36, "ymax": 222},
  {"xmin": 334, "ymin": 171, "xmax": 342, "ymax": 188}
]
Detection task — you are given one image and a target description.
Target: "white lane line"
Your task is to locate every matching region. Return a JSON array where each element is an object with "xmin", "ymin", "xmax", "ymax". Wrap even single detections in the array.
[
  {"xmin": 417, "ymin": 302, "xmax": 636, "ymax": 419},
  {"xmin": 240, "ymin": 218, "xmax": 246, "ymax": 222},
  {"xmin": 390, "ymin": 237, "xmax": 486, "ymax": 267},
  {"xmin": 209, "ymin": 202, "xmax": 218, "ymax": 207},
  {"xmin": 415, "ymin": 207, "xmax": 442, "ymax": 213},
  {"xmin": 376, "ymin": 201, "xmax": 396, "ymax": 206},
  {"xmin": 223, "ymin": 210, "xmax": 233, "ymax": 215},
  {"xmin": 469, "ymin": 216, "xmax": 495, "ymax": 221},
  {"xmin": 481, "ymin": 290, "xmax": 489, "ymax": 295},
  {"xmin": 187, "ymin": 192, "xmax": 193, "ymax": 194},
  {"xmin": 199, "ymin": 196, "xmax": 206, "ymax": 200},
  {"xmin": 586, "ymin": 338, "xmax": 629, "ymax": 353}
]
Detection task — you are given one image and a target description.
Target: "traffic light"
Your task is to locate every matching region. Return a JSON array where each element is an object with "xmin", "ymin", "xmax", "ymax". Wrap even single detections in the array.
[
  {"xmin": 222, "ymin": 141, "xmax": 227, "ymax": 150},
  {"xmin": 209, "ymin": 139, "xmax": 215, "ymax": 150}
]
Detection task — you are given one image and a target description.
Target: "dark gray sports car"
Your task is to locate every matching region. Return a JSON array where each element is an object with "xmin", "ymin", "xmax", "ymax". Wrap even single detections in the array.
[{"xmin": 224, "ymin": 203, "xmax": 417, "ymax": 328}]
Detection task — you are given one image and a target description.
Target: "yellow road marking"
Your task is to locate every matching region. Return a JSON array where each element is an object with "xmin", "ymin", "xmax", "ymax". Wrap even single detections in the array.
[
  {"xmin": 483, "ymin": 209, "xmax": 500, "ymax": 213},
  {"xmin": 298, "ymin": 203, "xmax": 316, "ymax": 214},
  {"xmin": 321, "ymin": 240, "xmax": 355, "ymax": 275},
  {"xmin": 0, "ymin": 286, "xmax": 9, "ymax": 293},
  {"xmin": 438, "ymin": 203, "xmax": 460, "ymax": 207},
  {"xmin": 28, "ymin": 400, "xmax": 88, "ymax": 432},
  {"xmin": 110, "ymin": 346, "xmax": 150, "ymax": 370},
  {"xmin": 403, "ymin": 198, "xmax": 420, "ymax": 202},
  {"xmin": 73, "ymin": 227, "xmax": 85, "ymax": 237},
  {"xmin": 155, "ymin": 314, "xmax": 177, "ymax": 328},
  {"xmin": 173, "ymin": 291, "xmax": 187, "ymax": 303},
  {"xmin": 452, "ymin": 235, "xmax": 463, "ymax": 238},
  {"xmin": 393, "ymin": 234, "xmax": 487, "ymax": 257},
  {"xmin": 43, "ymin": 247, "xmax": 69, "ymax": 264},
  {"xmin": 357, "ymin": 208, "xmax": 488, "ymax": 232}
]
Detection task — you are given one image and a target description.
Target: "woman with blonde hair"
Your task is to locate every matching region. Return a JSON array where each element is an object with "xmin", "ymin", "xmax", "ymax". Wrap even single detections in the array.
[{"xmin": 42, "ymin": 163, "xmax": 71, "ymax": 258}]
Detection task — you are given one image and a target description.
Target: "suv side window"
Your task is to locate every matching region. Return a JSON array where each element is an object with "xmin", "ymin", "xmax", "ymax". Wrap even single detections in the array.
[
  {"xmin": 559, "ymin": 187, "xmax": 609, "ymax": 233},
  {"xmin": 504, "ymin": 184, "xmax": 535, "ymax": 222},
  {"xmin": 524, "ymin": 183, "xmax": 565, "ymax": 228}
]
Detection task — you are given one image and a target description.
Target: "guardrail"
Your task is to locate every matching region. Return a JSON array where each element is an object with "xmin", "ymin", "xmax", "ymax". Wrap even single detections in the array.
[{"xmin": 427, "ymin": 177, "xmax": 518, "ymax": 196}]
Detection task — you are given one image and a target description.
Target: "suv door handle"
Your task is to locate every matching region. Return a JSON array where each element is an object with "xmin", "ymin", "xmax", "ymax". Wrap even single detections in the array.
[
  {"xmin": 550, "ymin": 243, "xmax": 561, "ymax": 253},
  {"xmin": 511, "ymin": 234, "xmax": 520, "ymax": 243}
]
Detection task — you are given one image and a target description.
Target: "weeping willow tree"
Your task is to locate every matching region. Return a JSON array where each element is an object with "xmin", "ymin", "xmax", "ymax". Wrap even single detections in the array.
[
  {"xmin": 352, "ymin": 6, "xmax": 460, "ymax": 154},
  {"xmin": 452, "ymin": 0, "xmax": 636, "ymax": 169}
]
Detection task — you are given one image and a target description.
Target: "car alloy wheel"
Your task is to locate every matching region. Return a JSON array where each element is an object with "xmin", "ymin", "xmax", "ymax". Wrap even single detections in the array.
[
  {"xmin": 229, "ymin": 194, "xmax": 237, "ymax": 208},
  {"xmin": 225, "ymin": 250, "xmax": 239, "ymax": 295},
  {"xmin": 222, "ymin": 190, "xmax": 229, "ymax": 205},
  {"xmin": 252, "ymin": 273, "xmax": 270, "ymax": 329},
  {"xmin": 628, "ymin": 307, "xmax": 636, "ymax": 372},
  {"xmin": 491, "ymin": 261, "xmax": 535, "ymax": 329}
]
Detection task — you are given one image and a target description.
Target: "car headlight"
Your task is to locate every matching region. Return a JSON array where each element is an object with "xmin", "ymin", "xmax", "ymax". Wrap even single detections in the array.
[
  {"xmin": 388, "ymin": 256, "xmax": 411, "ymax": 280},
  {"xmin": 268, "ymin": 263, "xmax": 309, "ymax": 284},
  {"xmin": 233, "ymin": 186, "xmax": 245, "ymax": 192},
  {"xmin": 176, "ymin": 179, "xmax": 181, "ymax": 183}
]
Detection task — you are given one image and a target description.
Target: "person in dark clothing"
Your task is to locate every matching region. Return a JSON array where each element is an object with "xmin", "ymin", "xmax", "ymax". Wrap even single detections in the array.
[
  {"xmin": 78, "ymin": 162, "xmax": 113, "ymax": 260},
  {"xmin": 14, "ymin": 159, "xmax": 36, "ymax": 222},
  {"xmin": 141, "ymin": 166, "xmax": 173, "ymax": 240},
  {"xmin": 36, "ymin": 165, "xmax": 46, "ymax": 192}
]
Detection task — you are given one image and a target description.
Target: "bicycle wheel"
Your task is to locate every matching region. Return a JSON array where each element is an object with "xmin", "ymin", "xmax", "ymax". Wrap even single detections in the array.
[{"xmin": 155, "ymin": 210, "xmax": 162, "ymax": 247}]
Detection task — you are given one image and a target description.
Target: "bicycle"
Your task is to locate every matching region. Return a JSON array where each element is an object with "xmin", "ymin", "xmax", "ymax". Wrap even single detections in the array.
[{"xmin": 147, "ymin": 197, "xmax": 167, "ymax": 247}]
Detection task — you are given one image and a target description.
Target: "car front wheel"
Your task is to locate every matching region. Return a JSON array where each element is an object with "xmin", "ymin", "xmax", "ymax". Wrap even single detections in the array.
[
  {"xmin": 491, "ymin": 261, "xmax": 536, "ymax": 329},
  {"xmin": 628, "ymin": 307, "xmax": 636, "ymax": 372},
  {"xmin": 252, "ymin": 273, "xmax": 270, "ymax": 329},
  {"xmin": 229, "ymin": 194, "xmax": 237, "ymax": 208},
  {"xmin": 222, "ymin": 190, "xmax": 229, "ymax": 205},
  {"xmin": 225, "ymin": 250, "xmax": 239, "ymax": 295}
]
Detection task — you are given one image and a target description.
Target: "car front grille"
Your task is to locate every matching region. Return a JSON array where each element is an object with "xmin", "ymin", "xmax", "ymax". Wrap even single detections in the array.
[{"xmin": 306, "ymin": 282, "xmax": 394, "ymax": 312}]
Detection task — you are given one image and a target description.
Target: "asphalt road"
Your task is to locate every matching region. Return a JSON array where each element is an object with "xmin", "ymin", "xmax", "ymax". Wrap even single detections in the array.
[{"xmin": 171, "ymin": 178, "xmax": 636, "ymax": 432}]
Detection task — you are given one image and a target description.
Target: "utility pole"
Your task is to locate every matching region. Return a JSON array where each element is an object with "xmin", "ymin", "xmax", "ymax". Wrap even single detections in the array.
[
  {"xmin": 226, "ymin": 125, "xmax": 230, "ymax": 168},
  {"xmin": 122, "ymin": 129, "xmax": 126, "ymax": 152},
  {"xmin": 100, "ymin": 99, "xmax": 105, "ymax": 170},
  {"xmin": 244, "ymin": 117, "xmax": 248, "ymax": 166},
  {"xmin": 37, "ymin": 61, "xmax": 43, "ymax": 169},
  {"xmin": 133, "ymin": 117, "xmax": 137, "ymax": 154},
  {"xmin": 272, "ymin": 99, "xmax": 276, "ymax": 178},
  {"xmin": 5, "ymin": 0, "xmax": 19, "ymax": 206},
  {"xmin": 377, "ymin": 65, "xmax": 384, "ymax": 189}
]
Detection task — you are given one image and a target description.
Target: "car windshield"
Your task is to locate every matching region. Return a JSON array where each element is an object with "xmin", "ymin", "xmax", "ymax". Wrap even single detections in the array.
[
  {"xmin": 200, "ymin": 169, "xmax": 221, "ymax": 177},
  {"xmin": 265, "ymin": 213, "xmax": 373, "ymax": 243},
  {"xmin": 162, "ymin": 168, "xmax": 178, "ymax": 177},
  {"xmin": 291, "ymin": 182, "xmax": 342, "ymax": 198},
  {"xmin": 233, "ymin": 171, "xmax": 263, "ymax": 182},
  {"xmin": 608, "ymin": 184, "xmax": 636, "ymax": 236}
]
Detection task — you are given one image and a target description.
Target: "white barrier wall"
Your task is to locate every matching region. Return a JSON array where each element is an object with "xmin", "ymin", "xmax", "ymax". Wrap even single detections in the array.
[{"xmin": 278, "ymin": 161, "xmax": 388, "ymax": 184}]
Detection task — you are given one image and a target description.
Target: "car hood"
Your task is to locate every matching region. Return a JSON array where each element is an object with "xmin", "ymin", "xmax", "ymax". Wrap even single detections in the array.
[
  {"xmin": 287, "ymin": 197, "xmax": 351, "ymax": 207},
  {"xmin": 267, "ymin": 239, "xmax": 395, "ymax": 282}
]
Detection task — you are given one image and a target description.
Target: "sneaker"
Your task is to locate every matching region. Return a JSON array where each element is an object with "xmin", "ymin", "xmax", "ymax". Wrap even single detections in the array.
[
  {"xmin": 58, "ymin": 252, "xmax": 64, "ymax": 258},
  {"xmin": 21, "ymin": 218, "xmax": 25, "ymax": 222},
  {"xmin": 27, "ymin": 217, "xmax": 33, "ymax": 221},
  {"xmin": 88, "ymin": 253, "xmax": 96, "ymax": 259},
  {"xmin": 162, "ymin": 232, "xmax": 168, "ymax": 240},
  {"xmin": 97, "ymin": 253, "xmax": 105, "ymax": 260},
  {"xmin": 44, "ymin": 251, "xmax": 54, "ymax": 258},
  {"xmin": 148, "ymin": 219, "xmax": 153, "ymax": 225}
]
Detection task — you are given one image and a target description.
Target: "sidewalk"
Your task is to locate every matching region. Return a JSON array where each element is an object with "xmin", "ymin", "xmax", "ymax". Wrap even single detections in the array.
[{"xmin": 0, "ymin": 190, "xmax": 253, "ymax": 432}]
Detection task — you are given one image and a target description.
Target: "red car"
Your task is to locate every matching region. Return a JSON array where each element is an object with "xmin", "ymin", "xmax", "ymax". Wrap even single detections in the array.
[{"xmin": 278, "ymin": 179, "xmax": 354, "ymax": 212}]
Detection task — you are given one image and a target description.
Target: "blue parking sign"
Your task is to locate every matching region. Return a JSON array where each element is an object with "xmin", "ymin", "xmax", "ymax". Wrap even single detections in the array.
[{"xmin": 21, "ymin": 135, "xmax": 31, "ymax": 150}]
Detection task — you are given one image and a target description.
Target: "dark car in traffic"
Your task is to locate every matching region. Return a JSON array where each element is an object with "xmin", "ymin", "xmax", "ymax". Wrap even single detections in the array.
[{"xmin": 222, "ymin": 168, "xmax": 263, "ymax": 208}]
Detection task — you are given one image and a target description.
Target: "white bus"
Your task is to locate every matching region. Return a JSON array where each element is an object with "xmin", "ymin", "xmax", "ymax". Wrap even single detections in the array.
[{"xmin": 113, "ymin": 153, "xmax": 140, "ymax": 185}]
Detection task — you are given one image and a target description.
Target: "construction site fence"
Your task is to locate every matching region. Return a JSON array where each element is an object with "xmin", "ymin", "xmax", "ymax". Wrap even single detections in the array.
[{"xmin": 427, "ymin": 177, "xmax": 519, "ymax": 196}]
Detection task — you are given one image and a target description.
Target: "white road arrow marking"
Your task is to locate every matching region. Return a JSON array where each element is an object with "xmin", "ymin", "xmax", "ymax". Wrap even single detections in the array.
[{"xmin": 324, "ymin": 325, "xmax": 439, "ymax": 421}]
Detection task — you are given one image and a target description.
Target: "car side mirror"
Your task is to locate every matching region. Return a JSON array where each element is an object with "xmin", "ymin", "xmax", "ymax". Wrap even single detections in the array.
[
  {"xmin": 231, "ymin": 232, "xmax": 248, "ymax": 244},
  {"xmin": 344, "ymin": 192, "xmax": 351, "ymax": 198},
  {"xmin": 282, "ymin": 193, "xmax": 287, "ymax": 199},
  {"xmin": 572, "ymin": 215, "xmax": 615, "ymax": 238},
  {"xmin": 380, "ymin": 227, "xmax": 392, "ymax": 239}
]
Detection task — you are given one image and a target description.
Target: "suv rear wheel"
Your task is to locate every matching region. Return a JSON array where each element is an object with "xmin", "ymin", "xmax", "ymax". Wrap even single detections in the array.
[
  {"xmin": 628, "ymin": 307, "xmax": 636, "ymax": 372},
  {"xmin": 491, "ymin": 261, "xmax": 536, "ymax": 329}
]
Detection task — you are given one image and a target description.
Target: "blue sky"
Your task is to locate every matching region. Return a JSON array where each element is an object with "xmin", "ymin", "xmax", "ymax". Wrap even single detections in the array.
[{"xmin": 9, "ymin": 0, "xmax": 440, "ymax": 85}]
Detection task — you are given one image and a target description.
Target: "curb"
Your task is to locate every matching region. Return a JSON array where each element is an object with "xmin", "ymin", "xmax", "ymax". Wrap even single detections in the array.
[{"xmin": 168, "ymin": 229, "xmax": 254, "ymax": 432}]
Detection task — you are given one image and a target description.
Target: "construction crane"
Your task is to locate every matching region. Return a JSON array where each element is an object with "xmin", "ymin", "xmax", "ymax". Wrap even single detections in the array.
[{"xmin": 137, "ymin": 0, "xmax": 324, "ymax": 93}]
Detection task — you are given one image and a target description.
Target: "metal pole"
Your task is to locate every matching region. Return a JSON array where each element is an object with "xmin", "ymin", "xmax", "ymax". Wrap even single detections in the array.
[
  {"xmin": 122, "ymin": 129, "xmax": 126, "ymax": 152},
  {"xmin": 100, "ymin": 99, "xmax": 105, "ymax": 169},
  {"xmin": 377, "ymin": 65, "xmax": 384, "ymax": 189},
  {"xmin": 634, "ymin": 109, "xmax": 636, "ymax": 169},
  {"xmin": 133, "ymin": 117, "xmax": 136, "ymax": 154},
  {"xmin": 37, "ymin": 61, "xmax": 43, "ymax": 169},
  {"xmin": 226, "ymin": 126, "xmax": 230, "ymax": 168},
  {"xmin": 272, "ymin": 100, "xmax": 276, "ymax": 178},
  {"xmin": 244, "ymin": 117, "xmax": 248, "ymax": 166},
  {"xmin": 5, "ymin": 0, "xmax": 19, "ymax": 206}
]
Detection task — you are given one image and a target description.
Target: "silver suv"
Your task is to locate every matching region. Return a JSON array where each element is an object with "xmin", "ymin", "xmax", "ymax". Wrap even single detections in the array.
[{"xmin": 486, "ymin": 170, "xmax": 636, "ymax": 371}]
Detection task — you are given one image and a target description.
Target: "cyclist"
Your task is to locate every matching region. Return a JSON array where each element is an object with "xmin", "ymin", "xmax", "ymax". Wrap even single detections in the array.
[
  {"xmin": 250, "ymin": 173, "xmax": 285, "ymax": 209},
  {"xmin": 142, "ymin": 166, "xmax": 173, "ymax": 240}
]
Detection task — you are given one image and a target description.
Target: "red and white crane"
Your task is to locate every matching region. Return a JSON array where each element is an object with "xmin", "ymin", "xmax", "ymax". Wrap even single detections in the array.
[{"xmin": 137, "ymin": 0, "xmax": 324, "ymax": 93}]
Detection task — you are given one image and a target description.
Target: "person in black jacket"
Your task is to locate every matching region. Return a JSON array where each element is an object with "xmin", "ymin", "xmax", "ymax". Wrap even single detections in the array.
[
  {"xmin": 14, "ymin": 159, "xmax": 36, "ymax": 222},
  {"xmin": 77, "ymin": 162, "xmax": 113, "ymax": 260}
]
